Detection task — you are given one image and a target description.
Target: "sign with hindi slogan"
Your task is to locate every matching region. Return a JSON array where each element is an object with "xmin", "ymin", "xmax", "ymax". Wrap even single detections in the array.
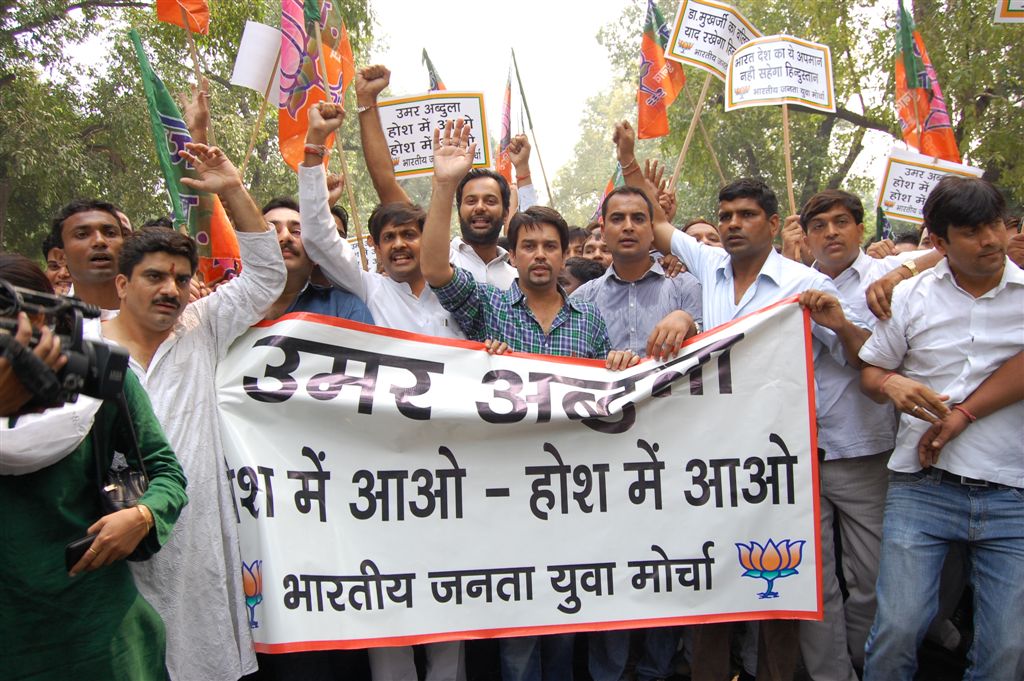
[
  {"xmin": 877, "ymin": 147, "xmax": 984, "ymax": 224},
  {"xmin": 665, "ymin": 0, "xmax": 760, "ymax": 81},
  {"xmin": 215, "ymin": 300, "xmax": 822, "ymax": 651},
  {"xmin": 376, "ymin": 92, "xmax": 489, "ymax": 178},
  {"xmin": 725, "ymin": 35, "xmax": 835, "ymax": 113},
  {"xmin": 994, "ymin": 0, "xmax": 1024, "ymax": 22}
]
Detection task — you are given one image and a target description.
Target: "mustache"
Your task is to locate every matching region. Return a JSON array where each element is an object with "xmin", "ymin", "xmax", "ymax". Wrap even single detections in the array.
[{"xmin": 153, "ymin": 296, "xmax": 181, "ymax": 309}]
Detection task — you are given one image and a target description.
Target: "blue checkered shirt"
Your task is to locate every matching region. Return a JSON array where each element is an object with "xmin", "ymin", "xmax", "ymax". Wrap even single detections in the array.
[{"xmin": 433, "ymin": 266, "xmax": 611, "ymax": 359}]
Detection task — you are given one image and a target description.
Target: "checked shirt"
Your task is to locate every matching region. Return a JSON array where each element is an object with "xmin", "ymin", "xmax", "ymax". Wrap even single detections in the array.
[{"xmin": 433, "ymin": 266, "xmax": 611, "ymax": 359}]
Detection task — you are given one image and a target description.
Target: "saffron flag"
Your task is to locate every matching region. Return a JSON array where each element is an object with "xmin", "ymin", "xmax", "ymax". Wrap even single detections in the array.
[
  {"xmin": 638, "ymin": 0, "xmax": 687, "ymax": 139},
  {"xmin": 894, "ymin": 0, "xmax": 960, "ymax": 163},
  {"xmin": 279, "ymin": 0, "xmax": 356, "ymax": 171},
  {"xmin": 130, "ymin": 30, "xmax": 240, "ymax": 283},
  {"xmin": 495, "ymin": 66, "xmax": 513, "ymax": 185},
  {"xmin": 422, "ymin": 49, "xmax": 447, "ymax": 91},
  {"xmin": 592, "ymin": 163, "xmax": 625, "ymax": 221},
  {"xmin": 156, "ymin": 0, "xmax": 210, "ymax": 34}
]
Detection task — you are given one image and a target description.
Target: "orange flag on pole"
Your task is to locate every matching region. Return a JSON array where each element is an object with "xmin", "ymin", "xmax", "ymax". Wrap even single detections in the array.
[
  {"xmin": 156, "ymin": 0, "xmax": 210, "ymax": 34},
  {"xmin": 278, "ymin": 0, "xmax": 355, "ymax": 171},
  {"xmin": 894, "ymin": 0, "xmax": 960, "ymax": 163},
  {"xmin": 638, "ymin": 0, "xmax": 686, "ymax": 139},
  {"xmin": 496, "ymin": 66, "xmax": 513, "ymax": 185}
]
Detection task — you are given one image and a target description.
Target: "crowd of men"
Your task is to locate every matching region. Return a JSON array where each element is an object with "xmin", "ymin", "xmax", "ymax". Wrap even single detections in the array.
[{"xmin": 2, "ymin": 61, "xmax": 1023, "ymax": 681}]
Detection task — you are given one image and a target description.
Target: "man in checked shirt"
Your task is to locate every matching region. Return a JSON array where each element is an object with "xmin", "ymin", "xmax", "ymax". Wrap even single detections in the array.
[{"xmin": 421, "ymin": 118, "xmax": 638, "ymax": 681}]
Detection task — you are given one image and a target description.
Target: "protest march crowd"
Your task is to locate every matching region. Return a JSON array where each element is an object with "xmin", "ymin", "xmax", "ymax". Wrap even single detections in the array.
[{"xmin": 1, "ymin": 3, "xmax": 1023, "ymax": 681}]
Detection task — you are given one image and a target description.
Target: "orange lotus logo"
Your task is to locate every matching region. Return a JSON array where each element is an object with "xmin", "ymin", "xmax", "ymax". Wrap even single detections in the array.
[
  {"xmin": 242, "ymin": 559, "xmax": 264, "ymax": 629},
  {"xmin": 678, "ymin": 40, "xmax": 695, "ymax": 50},
  {"xmin": 736, "ymin": 539, "xmax": 805, "ymax": 599}
]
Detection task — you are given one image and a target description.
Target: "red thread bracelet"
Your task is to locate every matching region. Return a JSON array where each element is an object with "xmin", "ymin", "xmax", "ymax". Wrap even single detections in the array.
[{"xmin": 952, "ymin": 405, "xmax": 977, "ymax": 423}]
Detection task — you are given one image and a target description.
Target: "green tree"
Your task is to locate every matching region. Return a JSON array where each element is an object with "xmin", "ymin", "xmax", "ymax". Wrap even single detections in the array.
[{"xmin": 0, "ymin": 0, "xmax": 378, "ymax": 256}]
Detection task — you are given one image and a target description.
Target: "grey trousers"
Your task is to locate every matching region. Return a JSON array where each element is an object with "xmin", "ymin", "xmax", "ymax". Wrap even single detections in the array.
[
  {"xmin": 368, "ymin": 641, "xmax": 466, "ymax": 681},
  {"xmin": 799, "ymin": 451, "xmax": 889, "ymax": 681}
]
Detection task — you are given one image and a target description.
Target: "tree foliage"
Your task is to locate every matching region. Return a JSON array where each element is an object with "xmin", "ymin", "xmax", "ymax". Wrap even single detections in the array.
[
  {"xmin": 0, "ymin": 0, "xmax": 377, "ymax": 256},
  {"xmin": 566, "ymin": 0, "xmax": 1021, "ymax": 229}
]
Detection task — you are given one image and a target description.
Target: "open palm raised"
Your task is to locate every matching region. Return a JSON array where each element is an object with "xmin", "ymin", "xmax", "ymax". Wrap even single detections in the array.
[{"xmin": 432, "ymin": 118, "xmax": 477, "ymax": 185}]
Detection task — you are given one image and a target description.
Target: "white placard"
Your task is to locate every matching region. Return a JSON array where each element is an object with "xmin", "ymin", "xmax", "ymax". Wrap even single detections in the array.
[
  {"xmin": 230, "ymin": 21, "xmax": 282, "ymax": 102},
  {"xmin": 216, "ymin": 300, "xmax": 823, "ymax": 652},
  {"xmin": 376, "ymin": 93, "xmax": 490, "ymax": 178},
  {"xmin": 994, "ymin": 0, "xmax": 1024, "ymax": 22},
  {"xmin": 665, "ymin": 0, "xmax": 761, "ymax": 81},
  {"xmin": 876, "ymin": 147, "xmax": 985, "ymax": 224},
  {"xmin": 725, "ymin": 35, "xmax": 835, "ymax": 113}
]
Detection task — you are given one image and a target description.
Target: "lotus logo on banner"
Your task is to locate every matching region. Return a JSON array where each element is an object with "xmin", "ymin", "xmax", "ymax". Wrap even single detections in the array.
[
  {"xmin": 242, "ymin": 559, "xmax": 264, "ymax": 629},
  {"xmin": 735, "ymin": 538, "xmax": 805, "ymax": 599}
]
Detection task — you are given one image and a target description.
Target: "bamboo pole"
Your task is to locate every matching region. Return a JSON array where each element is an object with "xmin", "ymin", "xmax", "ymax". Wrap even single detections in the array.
[
  {"xmin": 313, "ymin": 22, "xmax": 367, "ymax": 271},
  {"xmin": 511, "ymin": 48, "xmax": 554, "ymax": 208},
  {"xmin": 180, "ymin": 5, "xmax": 216, "ymax": 146},
  {"xmin": 668, "ymin": 72, "xmax": 713, "ymax": 193}
]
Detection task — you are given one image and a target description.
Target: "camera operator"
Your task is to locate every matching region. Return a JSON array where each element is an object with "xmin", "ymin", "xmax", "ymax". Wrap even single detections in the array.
[{"xmin": 0, "ymin": 252, "xmax": 188, "ymax": 679}]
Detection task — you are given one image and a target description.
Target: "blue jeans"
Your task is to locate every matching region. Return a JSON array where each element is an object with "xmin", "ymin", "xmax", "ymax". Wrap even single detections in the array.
[
  {"xmin": 863, "ymin": 469, "xmax": 1024, "ymax": 681},
  {"xmin": 588, "ymin": 629, "xmax": 678, "ymax": 681},
  {"xmin": 499, "ymin": 634, "xmax": 574, "ymax": 681}
]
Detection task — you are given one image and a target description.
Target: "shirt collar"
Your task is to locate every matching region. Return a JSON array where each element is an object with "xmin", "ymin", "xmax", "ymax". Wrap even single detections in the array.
[
  {"xmin": 606, "ymin": 258, "xmax": 663, "ymax": 284},
  {"xmin": 452, "ymin": 236, "xmax": 511, "ymax": 265},
  {"xmin": 932, "ymin": 256, "xmax": 1024, "ymax": 296},
  {"xmin": 813, "ymin": 250, "xmax": 872, "ymax": 281},
  {"xmin": 715, "ymin": 247, "xmax": 784, "ymax": 285},
  {"xmin": 509, "ymin": 279, "xmax": 586, "ymax": 312}
]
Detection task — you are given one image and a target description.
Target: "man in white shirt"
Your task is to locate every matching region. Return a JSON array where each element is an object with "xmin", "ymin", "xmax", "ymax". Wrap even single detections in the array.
[
  {"xmin": 354, "ymin": 64, "xmax": 534, "ymax": 290},
  {"xmin": 612, "ymin": 119, "xmax": 870, "ymax": 681},
  {"xmin": 298, "ymin": 100, "xmax": 467, "ymax": 681},
  {"xmin": 102, "ymin": 143, "xmax": 286, "ymax": 681},
  {"xmin": 858, "ymin": 176, "xmax": 1024, "ymax": 681},
  {"xmin": 793, "ymin": 189, "xmax": 941, "ymax": 681}
]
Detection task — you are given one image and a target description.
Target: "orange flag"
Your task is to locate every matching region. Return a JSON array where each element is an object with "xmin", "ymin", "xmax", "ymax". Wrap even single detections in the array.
[
  {"xmin": 637, "ymin": 0, "xmax": 686, "ymax": 139},
  {"xmin": 156, "ymin": 0, "xmax": 210, "ymax": 34},
  {"xmin": 278, "ymin": 0, "xmax": 355, "ymax": 171}
]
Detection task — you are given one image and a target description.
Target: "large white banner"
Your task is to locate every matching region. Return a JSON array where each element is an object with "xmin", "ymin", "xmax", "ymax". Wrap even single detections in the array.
[
  {"xmin": 216, "ymin": 300, "xmax": 822, "ymax": 653},
  {"xmin": 666, "ymin": 0, "xmax": 761, "ymax": 81}
]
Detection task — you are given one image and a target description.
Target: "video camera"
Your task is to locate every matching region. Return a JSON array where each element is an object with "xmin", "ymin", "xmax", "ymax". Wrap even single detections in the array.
[{"xmin": 0, "ymin": 278, "xmax": 129, "ymax": 406}]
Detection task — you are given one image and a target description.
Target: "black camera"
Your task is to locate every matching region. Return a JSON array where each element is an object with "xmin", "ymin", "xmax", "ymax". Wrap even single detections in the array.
[{"xmin": 0, "ymin": 278, "xmax": 129, "ymax": 406}]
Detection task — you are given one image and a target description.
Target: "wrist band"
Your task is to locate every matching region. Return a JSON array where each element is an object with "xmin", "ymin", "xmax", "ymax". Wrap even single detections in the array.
[
  {"xmin": 901, "ymin": 260, "xmax": 919, "ymax": 277},
  {"xmin": 952, "ymin": 404, "xmax": 977, "ymax": 423},
  {"xmin": 879, "ymin": 372, "xmax": 898, "ymax": 390},
  {"xmin": 136, "ymin": 505, "xmax": 153, "ymax": 530},
  {"xmin": 516, "ymin": 174, "xmax": 531, "ymax": 182},
  {"xmin": 620, "ymin": 159, "xmax": 639, "ymax": 174},
  {"xmin": 356, "ymin": 103, "xmax": 376, "ymax": 114},
  {"xmin": 304, "ymin": 143, "xmax": 328, "ymax": 158}
]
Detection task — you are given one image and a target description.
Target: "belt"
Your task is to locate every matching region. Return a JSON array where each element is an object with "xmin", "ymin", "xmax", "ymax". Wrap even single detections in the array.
[{"xmin": 939, "ymin": 469, "xmax": 1020, "ymax": 491}]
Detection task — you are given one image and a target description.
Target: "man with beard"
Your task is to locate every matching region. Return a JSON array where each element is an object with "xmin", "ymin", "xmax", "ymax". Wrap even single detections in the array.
[
  {"xmin": 101, "ymin": 143, "xmax": 285, "ymax": 681},
  {"xmin": 355, "ymin": 64, "xmax": 535, "ymax": 289}
]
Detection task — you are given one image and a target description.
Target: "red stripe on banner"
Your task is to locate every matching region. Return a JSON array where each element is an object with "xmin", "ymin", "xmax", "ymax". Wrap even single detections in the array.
[{"xmin": 801, "ymin": 304, "xmax": 825, "ymax": 622}]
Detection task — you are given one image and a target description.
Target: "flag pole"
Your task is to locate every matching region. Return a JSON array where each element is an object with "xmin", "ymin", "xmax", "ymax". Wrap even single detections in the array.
[
  {"xmin": 511, "ymin": 48, "xmax": 554, "ymax": 208},
  {"xmin": 313, "ymin": 22, "xmax": 368, "ymax": 271},
  {"xmin": 179, "ymin": 5, "xmax": 217, "ymax": 147},
  {"xmin": 683, "ymin": 84, "xmax": 726, "ymax": 185},
  {"xmin": 781, "ymin": 103, "xmax": 797, "ymax": 216},
  {"xmin": 240, "ymin": 49, "xmax": 280, "ymax": 179},
  {"xmin": 668, "ymin": 72, "xmax": 712, "ymax": 193}
]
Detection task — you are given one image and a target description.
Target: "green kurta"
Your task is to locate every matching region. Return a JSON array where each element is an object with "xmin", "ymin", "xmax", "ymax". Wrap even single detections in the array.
[{"xmin": 0, "ymin": 371, "xmax": 187, "ymax": 680}]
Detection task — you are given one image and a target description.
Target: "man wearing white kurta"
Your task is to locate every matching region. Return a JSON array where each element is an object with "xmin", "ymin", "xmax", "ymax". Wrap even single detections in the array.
[{"xmin": 103, "ymin": 144, "xmax": 285, "ymax": 681}]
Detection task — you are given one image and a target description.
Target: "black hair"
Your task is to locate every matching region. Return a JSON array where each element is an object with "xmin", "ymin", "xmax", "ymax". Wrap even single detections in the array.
[
  {"xmin": 894, "ymin": 232, "xmax": 921, "ymax": 246},
  {"xmin": 600, "ymin": 186, "xmax": 654, "ymax": 221},
  {"xmin": 456, "ymin": 168, "xmax": 511, "ymax": 214},
  {"xmin": 261, "ymin": 197, "xmax": 300, "ymax": 215},
  {"xmin": 0, "ymin": 252, "xmax": 53, "ymax": 294},
  {"xmin": 568, "ymin": 227, "xmax": 589, "ymax": 244},
  {"xmin": 718, "ymin": 178, "xmax": 779, "ymax": 219},
  {"xmin": 923, "ymin": 176, "xmax": 1006, "ymax": 241},
  {"xmin": 799, "ymin": 189, "xmax": 864, "ymax": 232},
  {"xmin": 564, "ymin": 256, "xmax": 605, "ymax": 285},
  {"xmin": 330, "ymin": 204, "xmax": 349, "ymax": 237},
  {"xmin": 141, "ymin": 216, "xmax": 175, "ymax": 229},
  {"xmin": 508, "ymin": 206, "xmax": 569, "ymax": 252},
  {"xmin": 49, "ymin": 199, "xmax": 122, "ymax": 248},
  {"xmin": 117, "ymin": 227, "xmax": 198, "ymax": 278},
  {"xmin": 40, "ymin": 233, "xmax": 59, "ymax": 260},
  {"xmin": 367, "ymin": 202, "xmax": 426, "ymax": 244}
]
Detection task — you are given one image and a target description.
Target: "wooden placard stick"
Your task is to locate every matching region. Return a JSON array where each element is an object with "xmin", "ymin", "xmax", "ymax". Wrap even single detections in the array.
[
  {"xmin": 781, "ymin": 102, "xmax": 801, "ymax": 261},
  {"xmin": 240, "ymin": 49, "xmax": 281, "ymax": 179},
  {"xmin": 669, "ymin": 72, "xmax": 713, "ymax": 193},
  {"xmin": 313, "ymin": 22, "xmax": 367, "ymax": 271},
  {"xmin": 179, "ymin": 5, "xmax": 217, "ymax": 147}
]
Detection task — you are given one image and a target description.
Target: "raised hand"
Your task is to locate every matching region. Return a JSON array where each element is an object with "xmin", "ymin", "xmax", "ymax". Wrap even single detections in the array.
[
  {"xmin": 179, "ymin": 78, "xmax": 211, "ymax": 144},
  {"xmin": 307, "ymin": 101, "xmax": 345, "ymax": 145},
  {"xmin": 327, "ymin": 173, "xmax": 346, "ymax": 206},
  {"xmin": 179, "ymin": 143, "xmax": 242, "ymax": 195},
  {"xmin": 355, "ymin": 65, "xmax": 391, "ymax": 105},
  {"xmin": 613, "ymin": 120, "xmax": 637, "ymax": 166},
  {"xmin": 781, "ymin": 215, "xmax": 807, "ymax": 263},
  {"xmin": 508, "ymin": 134, "xmax": 531, "ymax": 173},
  {"xmin": 432, "ymin": 118, "xmax": 476, "ymax": 186}
]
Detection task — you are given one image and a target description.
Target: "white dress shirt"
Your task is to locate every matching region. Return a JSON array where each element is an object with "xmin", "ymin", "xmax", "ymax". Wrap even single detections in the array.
[
  {"xmin": 859, "ymin": 258, "xmax": 1024, "ymax": 487},
  {"xmin": 298, "ymin": 164, "xmax": 465, "ymax": 339},
  {"xmin": 449, "ymin": 236, "xmax": 517, "ymax": 290}
]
